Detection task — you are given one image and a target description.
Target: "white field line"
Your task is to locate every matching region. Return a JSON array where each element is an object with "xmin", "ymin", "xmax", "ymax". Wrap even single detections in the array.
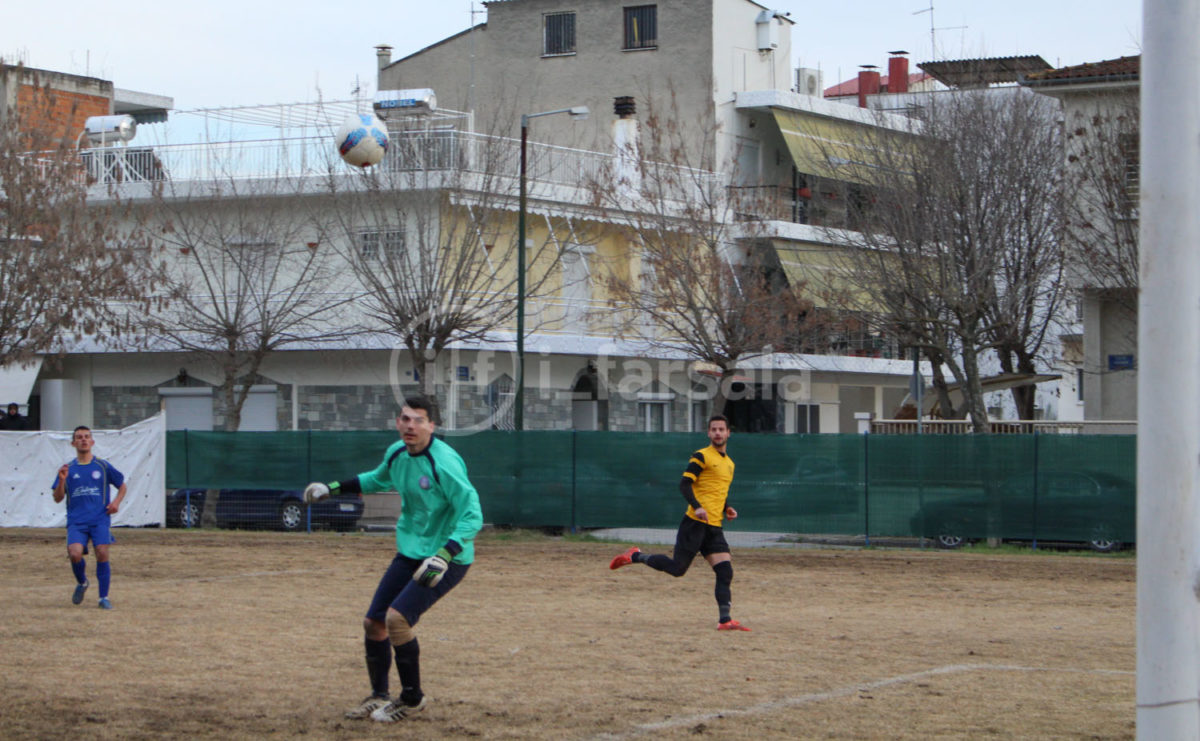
[
  {"xmin": 11, "ymin": 568, "xmax": 327, "ymax": 593},
  {"xmin": 591, "ymin": 663, "xmax": 1135, "ymax": 740}
]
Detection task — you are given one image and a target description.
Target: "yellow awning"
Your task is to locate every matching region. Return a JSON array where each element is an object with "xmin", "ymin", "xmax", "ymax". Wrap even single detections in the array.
[
  {"xmin": 772, "ymin": 241, "xmax": 881, "ymax": 312},
  {"xmin": 771, "ymin": 109, "xmax": 908, "ymax": 187}
]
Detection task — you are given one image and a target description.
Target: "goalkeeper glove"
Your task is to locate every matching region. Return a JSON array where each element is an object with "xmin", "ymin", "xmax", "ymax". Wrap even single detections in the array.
[
  {"xmin": 303, "ymin": 481, "xmax": 339, "ymax": 503},
  {"xmin": 414, "ymin": 547, "xmax": 453, "ymax": 587}
]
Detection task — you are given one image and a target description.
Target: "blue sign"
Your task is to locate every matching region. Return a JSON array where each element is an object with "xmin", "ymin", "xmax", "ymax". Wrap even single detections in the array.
[{"xmin": 1108, "ymin": 354, "xmax": 1135, "ymax": 371}]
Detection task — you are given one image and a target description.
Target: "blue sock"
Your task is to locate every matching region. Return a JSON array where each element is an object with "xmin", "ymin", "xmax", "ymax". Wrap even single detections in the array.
[
  {"xmin": 72, "ymin": 559, "xmax": 87, "ymax": 584},
  {"xmin": 96, "ymin": 561, "xmax": 111, "ymax": 599}
]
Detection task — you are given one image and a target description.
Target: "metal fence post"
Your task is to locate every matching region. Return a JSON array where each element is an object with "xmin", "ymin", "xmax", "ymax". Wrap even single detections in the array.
[
  {"xmin": 1031, "ymin": 431, "xmax": 1040, "ymax": 551},
  {"xmin": 863, "ymin": 431, "xmax": 870, "ymax": 548}
]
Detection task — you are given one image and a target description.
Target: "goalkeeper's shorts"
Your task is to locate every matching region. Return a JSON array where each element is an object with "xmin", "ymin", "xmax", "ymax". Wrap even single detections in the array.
[{"xmin": 365, "ymin": 553, "xmax": 469, "ymax": 626}]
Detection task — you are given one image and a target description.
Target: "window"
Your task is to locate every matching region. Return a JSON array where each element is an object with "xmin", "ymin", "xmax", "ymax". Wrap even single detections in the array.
[
  {"xmin": 1118, "ymin": 132, "xmax": 1139, "ymax": 214},
  {"xmin": 358, "ymin": 228, "xmax": 405, "ymax": 262},
  {"xmin": 623, "ymin": 5, "xmax": 657, "ymax": 50},
  {"xmin": 544, "ymin": 12, "xmax": 576, "ymax": 55},
  {"xmin": 639, "ymin": 401, "xmax": 669, "ymax": 432},
  {"xmin": 1076, "ymin": 368, "xmax": 1085, "ymax": 402},
  {"xmin": 561, "ymin": 247, "xmax": 592, "ymax": 325},
  {"xmin": 796, "ymin": 403, "xmax": 820, "ymax": 434},
  {"xmin": 690, "ymin": 401, "xmax": 708, "ymax": 432}
]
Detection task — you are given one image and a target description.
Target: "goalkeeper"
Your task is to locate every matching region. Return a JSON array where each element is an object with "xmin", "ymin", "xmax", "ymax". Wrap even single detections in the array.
[{"xmin": 304, "ymin": 396, "xmax": 483, "ymax": 723}]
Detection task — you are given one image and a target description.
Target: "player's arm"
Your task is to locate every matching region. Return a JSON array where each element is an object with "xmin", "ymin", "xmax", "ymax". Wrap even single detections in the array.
[
  {"xmin": 304, "ymin": 443, "xmax": 402, "ymax": 502},
  {"xmin": 678, "ymin": 477, "xmax": 701, "ymax": 510},
  {"xmin": 303, "ymin": 476, "xmax": 364, "ymax": 502},
  {"xmin": 681, "ymin": 452, "xmax": 706, "ymax": 518},
  {"xmin": 107, "ymin": 483, "xmax": 128, "ymax": 514},
  {"xmin": 52, "ymin": 464, "xmax": 69, "ymax": 503}
]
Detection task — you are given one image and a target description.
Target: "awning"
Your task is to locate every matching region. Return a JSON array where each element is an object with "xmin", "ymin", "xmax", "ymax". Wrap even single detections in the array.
[
  {"xmin": 771, "ymin": 109, "xmax": 914, "ymax": 187},
  {"xmin": 771, "ymin": 240, "xmax": 869, "ymax": 309},
  {"xmin": 0, "ymin": 358, "xmax": 43, "ymax": 408}
]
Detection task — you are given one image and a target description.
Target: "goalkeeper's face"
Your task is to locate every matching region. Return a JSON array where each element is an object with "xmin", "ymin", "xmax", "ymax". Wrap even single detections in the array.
[{"xmin": 396, "ymin": 406, "xmax": 436, "ymax": 453}]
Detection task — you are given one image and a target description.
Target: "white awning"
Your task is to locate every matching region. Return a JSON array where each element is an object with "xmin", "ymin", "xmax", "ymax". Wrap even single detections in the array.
[{"xmin": 0, "ymin": 358, "xmax": 43, "ymax": 407}]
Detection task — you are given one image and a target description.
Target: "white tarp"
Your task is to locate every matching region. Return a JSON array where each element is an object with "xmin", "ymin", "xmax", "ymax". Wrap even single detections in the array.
[
  {"xmin": 0, "ymin": 413, "xmax": 166, "ymax": 527},
  {"xmin": 0, "ymin": 357, "xmax": 43, "ymax": 407}
]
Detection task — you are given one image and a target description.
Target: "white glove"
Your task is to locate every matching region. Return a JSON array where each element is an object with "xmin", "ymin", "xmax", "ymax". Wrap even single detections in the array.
[
  {"xmin": 303, "ymin": 482, "xmax": 331, "ymax": 503},
  {"xmin": 414, "ymin": 548, "xmax": 452, "ymax": 587}
]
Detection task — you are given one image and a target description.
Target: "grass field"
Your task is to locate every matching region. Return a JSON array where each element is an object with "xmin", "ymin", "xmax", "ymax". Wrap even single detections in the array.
[{"xmin": 0, "ymin": 528, "xmax": 1134, "ymax": 739}]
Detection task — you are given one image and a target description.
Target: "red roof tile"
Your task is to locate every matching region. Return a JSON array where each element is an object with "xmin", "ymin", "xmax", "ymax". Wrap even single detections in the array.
[{"xmin": 1025, "ymin": 55, "xmax": 1140, "ymax": 82}]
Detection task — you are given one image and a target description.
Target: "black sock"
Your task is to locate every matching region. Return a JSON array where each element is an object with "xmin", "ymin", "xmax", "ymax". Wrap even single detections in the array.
[
  {"xmin": 645, "ymin": 554, "xmax": 688, "ymax": 577},
  {"xmin": 394, "ymin": 637, "xmax": 422, "ymax": 705},
  {"xmin": 365, "ymin": 636, "xmax": 392, "ymax": 697},
  {"xmin": 713, "ymin": 561, "xmax": 733, "ymax": 621}
]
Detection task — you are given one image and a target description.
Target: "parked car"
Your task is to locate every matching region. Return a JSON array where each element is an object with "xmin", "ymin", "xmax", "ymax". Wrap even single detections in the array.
[
  {"xmin": 909, "ymin": 471, "xmax": 1135, "ymax": 552},
  {"xmin": 166, "ymin": 488, "xmax": 364, "ymax": 532}
]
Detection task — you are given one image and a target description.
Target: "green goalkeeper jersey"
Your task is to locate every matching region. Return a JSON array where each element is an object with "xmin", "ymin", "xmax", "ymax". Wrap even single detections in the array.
[{"xmin": 357, "ymin": 437, "xmax": 484, "ymax": 564}]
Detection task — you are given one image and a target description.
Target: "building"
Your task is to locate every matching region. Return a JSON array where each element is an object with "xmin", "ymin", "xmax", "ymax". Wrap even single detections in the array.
[
  {"xmin": 1023, "ymin": 56, "xmax": 1140, "ymax": 422},
  {"xmin": 13, "ymin": 3, "xmax": 931, "ymax": 434}
]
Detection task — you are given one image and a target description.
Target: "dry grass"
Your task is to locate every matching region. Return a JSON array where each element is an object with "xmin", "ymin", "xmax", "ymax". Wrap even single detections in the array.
[{"xmin": 0, "ymin": 528, "xmax": 1134, "ymax": 740}]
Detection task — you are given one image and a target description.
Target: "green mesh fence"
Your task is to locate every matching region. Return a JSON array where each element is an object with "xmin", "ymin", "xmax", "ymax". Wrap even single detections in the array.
[{"xmin": 166, "ymin": 431, "xmax": 1136, "ymax": 544}]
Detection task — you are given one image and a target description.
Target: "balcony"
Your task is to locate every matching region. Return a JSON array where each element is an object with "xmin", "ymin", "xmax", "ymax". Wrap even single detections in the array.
[{"xmin": 68, "ymin": 99, "xmax": 721, "ymax": 209}]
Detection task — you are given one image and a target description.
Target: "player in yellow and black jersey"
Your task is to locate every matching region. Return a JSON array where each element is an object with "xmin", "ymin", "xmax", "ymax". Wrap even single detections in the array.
[{"xmin": 609, "ymin": 414, "xmax": 750, "ymax": 631}]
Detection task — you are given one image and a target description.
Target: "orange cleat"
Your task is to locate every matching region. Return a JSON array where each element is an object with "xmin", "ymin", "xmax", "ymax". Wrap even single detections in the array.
[
  {"xmin": 717, "ymin": 619, "xmax": 751, "ymax": 631},
  {"xmin": 609, "ymin": 546, "xmax": 641, "ymax": 570}
]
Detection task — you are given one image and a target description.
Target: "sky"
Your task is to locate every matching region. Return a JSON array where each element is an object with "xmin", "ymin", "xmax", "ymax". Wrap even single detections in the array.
[{"xmin": 0, "ymin": 0, "xmax": 1142, "ymax": 112}]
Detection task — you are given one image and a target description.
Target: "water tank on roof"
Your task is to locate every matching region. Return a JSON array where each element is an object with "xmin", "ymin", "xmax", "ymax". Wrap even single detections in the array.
[{"xmin": 83, "ymin": 115, "xmax": 137, "ymax": 145}]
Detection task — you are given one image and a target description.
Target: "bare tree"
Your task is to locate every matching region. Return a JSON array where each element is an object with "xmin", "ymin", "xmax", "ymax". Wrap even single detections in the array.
[
  {"xmin": 815, "ymin": 89, "xmax": 1066, "ymax": 430},
  {"xmin": 587, "ymin": 91, "xmax": 820, "ymax": 416},
  {"xmin": 147, "ymin": 176, "xmax": 359, "ymax": 432},
  {"xmin": 317, "ymin": 118, "xmax": 588, "ymax": 424},
  {"xmin": 1062, "ymin": 92, "xmax": 1140, "ymax": 323},
  {"xmin": 0, "ymin": 74, "xmax": 159, "ymax": 371}
]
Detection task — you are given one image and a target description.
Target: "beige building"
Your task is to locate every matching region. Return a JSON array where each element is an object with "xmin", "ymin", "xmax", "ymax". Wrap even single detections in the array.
[{"xmin": 1024, "ymin": 56, "xmax": 1140, "ymax": 422}]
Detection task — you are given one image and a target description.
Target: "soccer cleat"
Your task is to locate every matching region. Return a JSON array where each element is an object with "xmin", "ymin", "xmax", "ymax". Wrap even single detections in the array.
[
  {"xmin": 370, "ymin": 695, "xmax": 428, "ymax": 723},
  {"xmin": 98, "ymin": 598, "xmax": 113, "ymax": 610},
  {"xmin": 72, "ymin": 581, "xmax": 89, "ymax": 605},
  {"xmin": 609, "ymin": 546, "xmax": 641, "ymax": 570},
  {"xmin": 717, "ymin": 619, "xmax": 751, "ymax": 631},
  {"xmin": 344, "ymin": 695, "xmax": 390, "ymax": 719}
]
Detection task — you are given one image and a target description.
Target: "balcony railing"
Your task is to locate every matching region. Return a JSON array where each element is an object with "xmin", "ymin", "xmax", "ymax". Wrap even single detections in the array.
[{"xmin": 70, "ymin": 129, "xmax": 721, "ymax": 205}]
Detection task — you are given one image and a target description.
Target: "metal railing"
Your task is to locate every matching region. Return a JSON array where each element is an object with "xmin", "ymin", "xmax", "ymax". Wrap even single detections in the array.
[
  {"xmin": 65, "ymin": 130, "xmax": 722, "ymax": 205},
  {"xmin": 870, "ymin": 419, "xmax": 1137, "ymax": 435}
]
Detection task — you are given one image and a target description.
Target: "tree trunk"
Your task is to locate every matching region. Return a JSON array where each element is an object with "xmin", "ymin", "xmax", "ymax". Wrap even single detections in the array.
[{"xmin": 960, "ymin": 342, "xmax": 990, "ymax": 433}]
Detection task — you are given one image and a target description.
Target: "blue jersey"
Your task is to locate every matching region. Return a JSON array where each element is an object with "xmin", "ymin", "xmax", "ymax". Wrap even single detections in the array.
[{"xmin": 54, "ymin": 458, "xmax": 125, "ymax": 525}]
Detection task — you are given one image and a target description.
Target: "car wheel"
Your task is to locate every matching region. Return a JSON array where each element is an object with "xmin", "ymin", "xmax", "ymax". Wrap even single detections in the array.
[
  {"xmin": 279, "ymin": 501, "xmax": 305, "ymax": 532},
  {"xmin": 1089, "ymin": 523, "xmax": 1122, "ymax": 553},
  {"xmin": 179, "ymin": 501, "xmax": 201, "ymax": 529},
  {"xmin": 934, "ymin": 533, "xmax": 967, "ymax": 549}
]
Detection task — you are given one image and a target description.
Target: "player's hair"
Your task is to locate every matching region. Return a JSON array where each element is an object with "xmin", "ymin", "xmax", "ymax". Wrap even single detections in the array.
[
  {"xmin": 398, "ymin": 395, "xmax": 439, "ymax": 424},
  {"xmin": 708, "ymin": 414, "xmax": 729, "ymax": 428},
  {"xmin": 73, "ymin": 425, "xmax": 91, "ymax": 435}
]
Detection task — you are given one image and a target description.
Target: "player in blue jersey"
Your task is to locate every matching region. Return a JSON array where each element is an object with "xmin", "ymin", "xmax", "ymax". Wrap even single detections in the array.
[
  {"xmin": 52, "ymin": 426, "xmax": 127, "ymax": 609},
  {"xmin": 304, "ymin": 396, "xmax": 484, "ymax": 724}
]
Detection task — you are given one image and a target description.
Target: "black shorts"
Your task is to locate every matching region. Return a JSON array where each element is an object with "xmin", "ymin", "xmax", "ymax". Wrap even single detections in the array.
[{"xmin": 673, "ymin": 515, "xmax": 730, "ymax": 562}]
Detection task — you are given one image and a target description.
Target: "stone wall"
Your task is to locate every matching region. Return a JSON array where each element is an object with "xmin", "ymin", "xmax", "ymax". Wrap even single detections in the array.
[{"xmin": 93, "ymin": 387, "xmax": 160, "ymax": 429}]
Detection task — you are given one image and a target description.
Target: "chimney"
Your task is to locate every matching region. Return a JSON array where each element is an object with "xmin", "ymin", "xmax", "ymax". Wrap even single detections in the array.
[
  {"xmin": 887, "ymin": 51, "xmax": 910, "ymax": 94},
  {"xmin": 857, "ymin": 65, "xmax": 881, "ymax": 108},
  {"xmin": 375, "ymin": 45, "xmax": 393, "ymax": 71},
  {"xmin": 611, "ymin": 96, "xmax": 641, "ymax": 201}
]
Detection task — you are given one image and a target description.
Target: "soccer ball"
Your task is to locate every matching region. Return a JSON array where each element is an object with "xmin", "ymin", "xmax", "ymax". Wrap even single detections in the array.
[{"xmin": 335, "ymin": 113, "xmax": 389, "ymax": 168}]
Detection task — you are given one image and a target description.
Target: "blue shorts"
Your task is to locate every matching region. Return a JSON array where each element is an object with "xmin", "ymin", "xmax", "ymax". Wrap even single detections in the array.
[
  {"xmin": 365, "ymin": 553, "xmax": 469, "ymax": 627},
  {"xmin": 66, "ymin": 519, "xmax": 114, "ymax": 554}
]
